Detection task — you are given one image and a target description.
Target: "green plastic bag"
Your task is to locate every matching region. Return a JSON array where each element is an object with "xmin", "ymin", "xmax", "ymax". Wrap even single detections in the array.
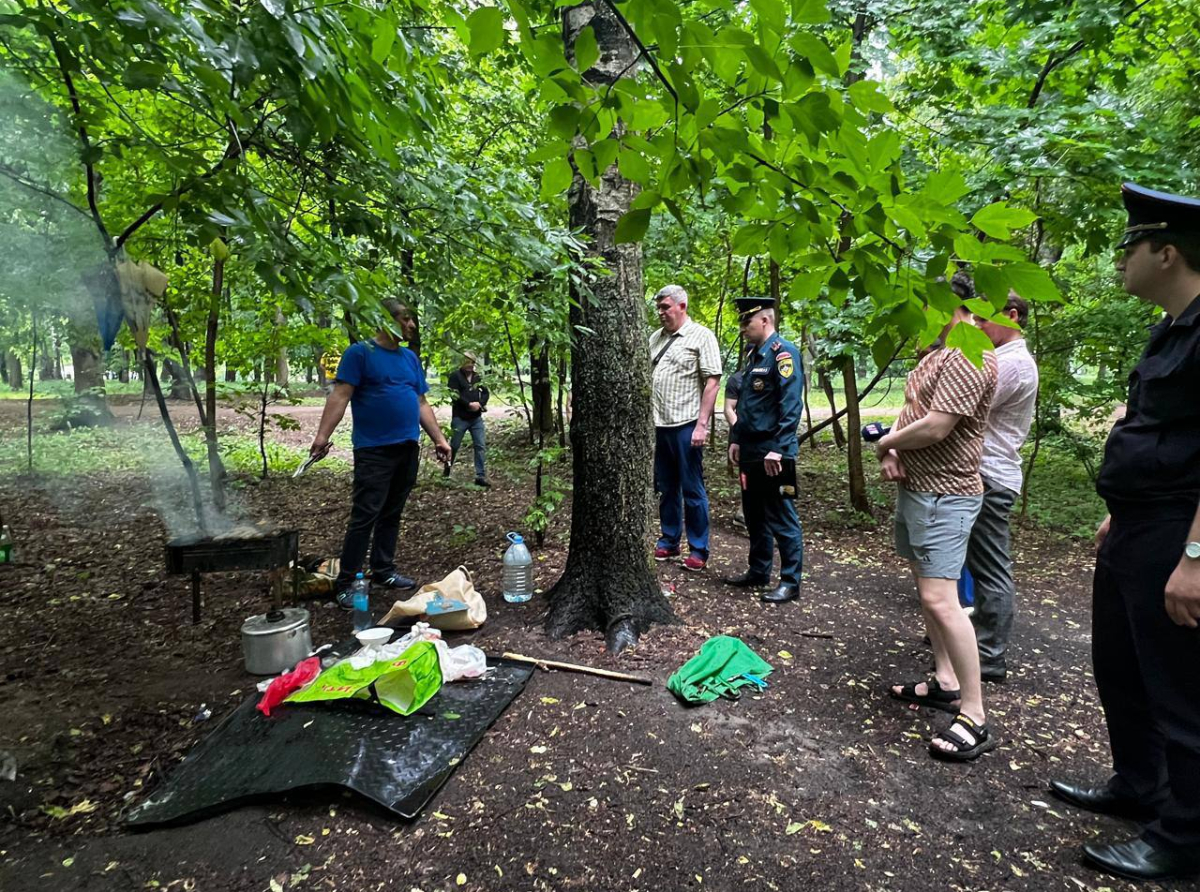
[
  {"xmin": 667, "ymin": 636, "xmax": 773, "ymax": 704},
  {"xmin": 287, "ymin": 640, "xmax": 443, "ymax": 715}
]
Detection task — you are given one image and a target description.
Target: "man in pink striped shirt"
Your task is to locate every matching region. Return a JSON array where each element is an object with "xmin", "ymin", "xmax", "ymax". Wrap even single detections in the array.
[{"xmin": 968, "ymin": 292, "xmax": 1039, "ymax": 682}]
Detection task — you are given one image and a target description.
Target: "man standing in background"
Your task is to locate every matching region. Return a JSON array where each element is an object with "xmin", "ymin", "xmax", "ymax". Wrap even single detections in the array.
[
  {"xmin": 444, "ymin": 352, "xmax": 490, "ymax": 487},
  {"xmin": 649, "ymin": 284, "xmax": 722, "ymax": 572},
  {"xmin": 309, "ymin": 299, "xmax": 452, "ymax": 603},
  {"xmin": 967, "ymin": 292, "xmax": 1039, "ymax": 682},
  {"xmin": 723, "ymin": 297, "xmax": 804, "ymax": 603}
]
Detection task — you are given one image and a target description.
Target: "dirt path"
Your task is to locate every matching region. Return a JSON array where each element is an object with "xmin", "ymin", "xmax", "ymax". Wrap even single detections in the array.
[{"xmin": 0, "ymin": 425, "xmax": 1182, "ymax": 892}]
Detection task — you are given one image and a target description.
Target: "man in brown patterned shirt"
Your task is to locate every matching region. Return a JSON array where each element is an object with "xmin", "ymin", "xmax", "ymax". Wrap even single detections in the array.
[{"xmin": 877, "ymin": 274, "xmax": 999, "ymax": 762}]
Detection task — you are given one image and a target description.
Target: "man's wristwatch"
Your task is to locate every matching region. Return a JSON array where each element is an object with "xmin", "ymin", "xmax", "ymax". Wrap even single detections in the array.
[{"xmin": 1186, "ymin": 541, "xmax": 1200, "ymax": 560}]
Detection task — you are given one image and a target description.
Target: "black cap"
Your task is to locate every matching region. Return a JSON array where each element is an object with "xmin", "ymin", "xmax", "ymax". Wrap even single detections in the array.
[
  {"xmin": 735, "ymin": 296, "xmax": 775, "ymax": 321},
  {"xmin": 1117, "ymin": 183, "xmax": 1200, "ymax": 250}
]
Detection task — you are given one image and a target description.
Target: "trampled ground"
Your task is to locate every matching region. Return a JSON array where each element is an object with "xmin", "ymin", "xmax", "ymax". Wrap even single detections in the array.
[{"xmin": 0, "ymin": 403, "xmax": 1194, "ymax": 892}]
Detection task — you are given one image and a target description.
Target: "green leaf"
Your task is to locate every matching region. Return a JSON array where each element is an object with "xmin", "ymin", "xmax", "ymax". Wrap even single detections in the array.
[
  {"xmin": 573, "ymin": 24, "xmax": 599, "ymax": 72},
  {"xmin": 923, "ymin": 170, "xmax": 970, "ymax": 204},
  {"xmin": 971, "ymin": 202, "xmax": 1039, "ymax": 240},
  {"xmin": 618, "ymin": 150, "xmax": 652, "ymax": 184},
  {"xmin": 973, "ymin": 264, "xmax": 1010, "ymax": 304},
  {"xmin": 789, "ymin": 268, "xmax": 831, "ymax": 303},
  {"xmin": 574, "ymin": 148, "xmax": 598, "ymax": 184},
  {"xmin": 1003, "ymin": 262, "xmax": 1061, "ymax": 303},
  {"xmin": 591, "ymin": 138, "xmax": 619, "ymax": 174},
  {"xmin": 371, "ymin": 27, "xmax": 396, "ymax": 64},
  {"xmin": 528, "ymin": 140, "xmax": 571, "ymax": 163},
  {"xmin": 743, "ymin": 45, "xmax": 784, "ymax": 82},
  {"xmin": 122, "ymin": 61, "xmax": 166, "ymax": 90},
  {"xmin": 750, "ymin": 0, "xmax": 786, "ymax": 35},
  {"xmin": 548, "ymin": 104, "xmax": 580, "ymax": 139},
  {"xmin": 631, "ymin": 188, "xmax": 661, "ymax": 210},
  {"xmin": 209, "ymin": 237, "xmax": 230, "ymax": 262},
  {"xmin": 789, "ymin": 32, "xmax": 838, "ymax": 77},
  {"xmin": 791, "ymin": 0, "xmax": 831, "ymax": 24},
  {"xmin": 732, "ymin": 222, "xmax": 770, "ymax": 255},
  {"xmin": 946, "ymin": 322, "xmax": 994, "ymax": 367},
  {"xmin": 615, "ymin": 209, "xmax": 652, "ymax": 244},
  {"xmin": 466, "ymin": 7, "xmax": 505, "ymax": 57},
  {"xmin": 847, "ymin": 80, "xmax": 892, "ymax": 114},
  {"xmin": 871, "ymin": 335, "xmax": 895, "ymax": 370},
  {"xmin": 540, "ymin": 157, "xmax": 574, "ymax": 197}
]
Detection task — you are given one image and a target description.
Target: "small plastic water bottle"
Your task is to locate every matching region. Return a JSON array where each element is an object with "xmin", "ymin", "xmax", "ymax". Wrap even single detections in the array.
[
  {"xmin": 351, "ymin": 572, "xmax": 372, "ymax": 632},
  {"xmin": 502, "ymin": 532, "xmax": 534, "ymax": 604}
]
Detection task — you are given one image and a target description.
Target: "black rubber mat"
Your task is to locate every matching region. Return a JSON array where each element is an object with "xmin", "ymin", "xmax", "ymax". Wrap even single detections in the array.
[{"xmin": 125, "ymin": 656, "xmax": 532, "ymax": 825}]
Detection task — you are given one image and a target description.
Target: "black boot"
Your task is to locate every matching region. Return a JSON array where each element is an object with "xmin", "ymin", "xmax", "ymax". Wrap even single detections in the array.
[
  {"xmin": 761, "ymin": 583, "xmax": 799, "ymax": 603},
  {"xmin": 722, "ymin": 570, "xmax": 770, "ymax": 588}
]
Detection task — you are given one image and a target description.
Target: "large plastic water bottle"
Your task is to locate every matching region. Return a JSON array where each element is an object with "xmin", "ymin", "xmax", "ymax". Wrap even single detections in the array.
[
  {"xmin": 502, "ymin": 532, "xmax": 534, "ymax": 604},
  {"xmin": 351, "ymin": 572, "xmax": 372, "ymax": 632}
]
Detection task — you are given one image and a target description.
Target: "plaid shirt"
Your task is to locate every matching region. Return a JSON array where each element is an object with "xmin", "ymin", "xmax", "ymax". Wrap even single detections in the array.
[{"xmin": 649, "ymin": 319, "xmax": 722, "ymax": 427}]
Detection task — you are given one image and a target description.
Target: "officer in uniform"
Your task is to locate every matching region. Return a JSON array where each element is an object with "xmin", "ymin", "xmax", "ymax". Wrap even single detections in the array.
[
  {"xmin": 721, "ymin": 297, "xmax": 805, "ymax": 603},
  {"xmin": 1050, "ymin": 184, "xmax": 1200, "ymax": 882}
]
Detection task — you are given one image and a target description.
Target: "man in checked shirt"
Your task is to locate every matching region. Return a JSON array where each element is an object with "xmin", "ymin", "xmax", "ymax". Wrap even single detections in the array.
[{"xmin": 648, "ymin": 284, "xmax": 722, "ymax": 572}]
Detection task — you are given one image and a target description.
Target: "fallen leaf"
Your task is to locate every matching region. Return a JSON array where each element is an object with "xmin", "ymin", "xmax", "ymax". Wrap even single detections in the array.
[
  {"xmin": 456, "ymin": 873, "xmax": 467, "ymax": 886},
  {"xmin": 294, "ymin": 834, "xmax": 314, "ymax": 845}
]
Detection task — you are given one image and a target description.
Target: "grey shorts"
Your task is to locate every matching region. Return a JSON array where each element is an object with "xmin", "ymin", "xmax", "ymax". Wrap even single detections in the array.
[{"xmin": 894, "ymin": 489, "xmax": 983, "ymax": 579}]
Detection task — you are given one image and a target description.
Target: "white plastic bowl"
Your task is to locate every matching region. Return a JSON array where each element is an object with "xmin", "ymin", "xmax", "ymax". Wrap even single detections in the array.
[{"xmin": 354, "ymin": 627, "xmax": 392, "ymax": 649}]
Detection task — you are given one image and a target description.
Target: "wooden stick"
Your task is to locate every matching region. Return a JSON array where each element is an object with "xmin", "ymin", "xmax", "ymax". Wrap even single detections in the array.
[{"xmin": 501, "ymin": 652, "xmax": 653, "ymax": 686}]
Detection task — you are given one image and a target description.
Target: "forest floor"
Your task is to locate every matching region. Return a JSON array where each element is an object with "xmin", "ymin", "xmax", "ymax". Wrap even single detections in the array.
[{"xmin": 0, "ymin": 403, "xmax": 1193, "ymax": 892}]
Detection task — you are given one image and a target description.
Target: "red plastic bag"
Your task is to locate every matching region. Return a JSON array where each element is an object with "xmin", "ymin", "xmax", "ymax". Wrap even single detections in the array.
[{"xmin": 257, "ymin": 657, "xmax": 321, "ymax": 716}]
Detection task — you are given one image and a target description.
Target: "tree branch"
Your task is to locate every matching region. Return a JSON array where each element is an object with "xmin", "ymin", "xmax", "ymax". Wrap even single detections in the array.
[
  {"xmin": 597, "ymin": 0, "xmax": 678, "ymax": 105},
  {"xmin": 1027, "ymin": 0, "xmax": 1153, "ymax": 108},
  {"xmin": 113, "ymin": 106, "xmax": 274, "ymax": 249},
  {"xmin": 0, "ymin": 163, "xmax": 92, "ymax": 220},
  {"xmin": 797, "ymin": 344, "xmax": 906, "ymax": 446},
  {"xmin": 49, "ymin": 36, "xmax": 113, "ymax": 252}
]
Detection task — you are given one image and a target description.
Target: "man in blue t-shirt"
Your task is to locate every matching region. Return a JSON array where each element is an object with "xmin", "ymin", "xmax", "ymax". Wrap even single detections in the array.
[{"xmin": 309, "ymin": 299, "xmax": 452, "ymax": 602}]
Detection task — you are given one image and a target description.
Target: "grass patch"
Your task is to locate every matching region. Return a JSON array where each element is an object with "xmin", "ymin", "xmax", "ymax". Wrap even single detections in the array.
[{"xmin": 0, "ymin": 422, "xmax": 347, "ymax": 479}]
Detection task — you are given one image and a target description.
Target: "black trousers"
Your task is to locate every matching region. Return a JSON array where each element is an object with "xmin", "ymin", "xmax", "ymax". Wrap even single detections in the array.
[
  {"xmin": 335, "ymin": 442, "xmax": 419, "ymax": 589},
  {"xmin": 739, "ymin": 459, "xmax": 803, "ymax": 586},
  {"xmin": 1093, "ymin": 513, "xmax": 1200, "ymax": 848}
]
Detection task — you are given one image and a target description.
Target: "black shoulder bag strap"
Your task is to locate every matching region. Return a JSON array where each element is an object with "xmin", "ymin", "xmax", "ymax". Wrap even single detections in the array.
[{"xmin": 652, "ymin": 333, "xmax": 679, "ymax": 366}]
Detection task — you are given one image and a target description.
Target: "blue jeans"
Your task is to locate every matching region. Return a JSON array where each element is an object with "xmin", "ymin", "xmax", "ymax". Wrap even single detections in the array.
[
  {"xmin": 654, "ymin": 421, "xmax": 710, "ymax": 560},
  {"xmin": 450, "ymin": 416, "xmax": 487, "ymax": 479}
]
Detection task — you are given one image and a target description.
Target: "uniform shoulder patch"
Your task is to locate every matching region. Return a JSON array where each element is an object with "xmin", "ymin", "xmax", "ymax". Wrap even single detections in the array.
[{"xmin": 777, "ymin": 354, "xmax": 794, "ymax": 379}]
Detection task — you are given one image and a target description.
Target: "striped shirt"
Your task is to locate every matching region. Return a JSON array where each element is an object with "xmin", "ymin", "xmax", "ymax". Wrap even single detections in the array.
[
  {"xmin": 649, "ymin": 319, "xmax": 722, "ymax": 427},
  {"xmin": 980, "ymin": 339, "xmax": 1039, "ymax": 494},
  {"xmin": 895, "ymin": 347, "xmax": 998, "ymax": 496}
]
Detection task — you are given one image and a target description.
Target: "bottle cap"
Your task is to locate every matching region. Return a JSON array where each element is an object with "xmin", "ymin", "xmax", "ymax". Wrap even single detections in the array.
[
  {"xmin": 507, "ymin": 531, "xmax": 524, "ymax": 545},
  {"xmin": 355, "ymin": 572, "xmax": 365, "ymax": 579}
]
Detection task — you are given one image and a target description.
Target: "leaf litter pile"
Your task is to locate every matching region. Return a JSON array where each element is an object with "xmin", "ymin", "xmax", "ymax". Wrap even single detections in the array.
[{"xmin": 0, "ymin": 414, "xmax": 1186, "ymax": 892}]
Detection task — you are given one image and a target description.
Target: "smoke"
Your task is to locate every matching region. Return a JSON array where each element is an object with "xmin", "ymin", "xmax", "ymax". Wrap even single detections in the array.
[{"xmin": 0, "ymin": 69, "xmax": 108, "ymax": 333}]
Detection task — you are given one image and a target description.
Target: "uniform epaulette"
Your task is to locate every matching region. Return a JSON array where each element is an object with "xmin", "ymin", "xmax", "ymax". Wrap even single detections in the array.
[{"xmin": 770, "ymin": 341, "xmax": 781, "ymax": 352}]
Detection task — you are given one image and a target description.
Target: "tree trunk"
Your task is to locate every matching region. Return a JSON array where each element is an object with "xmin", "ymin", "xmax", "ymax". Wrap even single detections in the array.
[
  {"xmin": 118, "ymin": 349, "xmax": 130, "ymax": 383},
  {"xmin": 274, "ymin": 307, "xmax": 289, "ymax": 386},
  {"xmin": 842, "ymin": 356, "xmax": 870, "ymax": 513},
  {"xmin": 545, "ymin": 1, "xmax": 673, "ymax": 653},
  {"xmin": 531, "ymin": 337, "xmax": 555, "ymax": 434},
  {"xmin": 65, "ymin": 303, "xmax": 112, "ymax": 423},
  {"xmin": 161, "ymin": 358, "xmax": 192, "ymax": 400},
  {"xmin": 225, "ymin": 367, "xmax": 237, "ymax": 382},
  {"xmin": 39, "ymin": 329, "xmax": 60, "ymax": 380},
  {"xmin": 5, "ymin": 351, "xmax": 22, "ymax": 391},
  {"xmin": 807, "ymin": 335, "xmax": 845, "ymax": 448},
  {"xmin": 204, "ymin": 253, "xmax": 227, "ymax": 514}
]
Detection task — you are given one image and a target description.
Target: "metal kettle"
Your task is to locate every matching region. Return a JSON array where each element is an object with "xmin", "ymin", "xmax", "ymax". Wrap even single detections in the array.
[{"xmin": 241, "ymin": 608, "xmax": 313, "ymax": 675}]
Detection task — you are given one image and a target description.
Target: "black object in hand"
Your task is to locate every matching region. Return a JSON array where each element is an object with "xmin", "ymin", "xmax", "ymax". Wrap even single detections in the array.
[{"xmin": 861, "ymin": 422, "xmax": 891, "ymax": 442}]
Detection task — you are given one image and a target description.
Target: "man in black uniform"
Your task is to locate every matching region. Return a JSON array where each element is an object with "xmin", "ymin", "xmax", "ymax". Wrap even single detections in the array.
[
  {"xmin": 722, "ymin": 297, "xmax": 805, "ymax": 603},
  {"xmin": 1050, "ymin": 183, "xmax": 1200, "ymax": 881}
]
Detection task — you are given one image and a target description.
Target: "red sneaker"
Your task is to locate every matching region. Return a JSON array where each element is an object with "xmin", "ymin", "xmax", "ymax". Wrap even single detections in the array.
[
  {"xmin": 654, "ymin": 546, "xmax": 680, "ymax": 561},
  {"xmin": 683, "ymin": 555, "xmax": 706, "ymax": 572}
]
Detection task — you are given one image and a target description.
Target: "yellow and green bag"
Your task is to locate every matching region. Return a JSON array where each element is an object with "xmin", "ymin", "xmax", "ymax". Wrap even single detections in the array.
[{"xmin": 286, "ymin": 641, "xmax": 442, "ymax": 715}]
